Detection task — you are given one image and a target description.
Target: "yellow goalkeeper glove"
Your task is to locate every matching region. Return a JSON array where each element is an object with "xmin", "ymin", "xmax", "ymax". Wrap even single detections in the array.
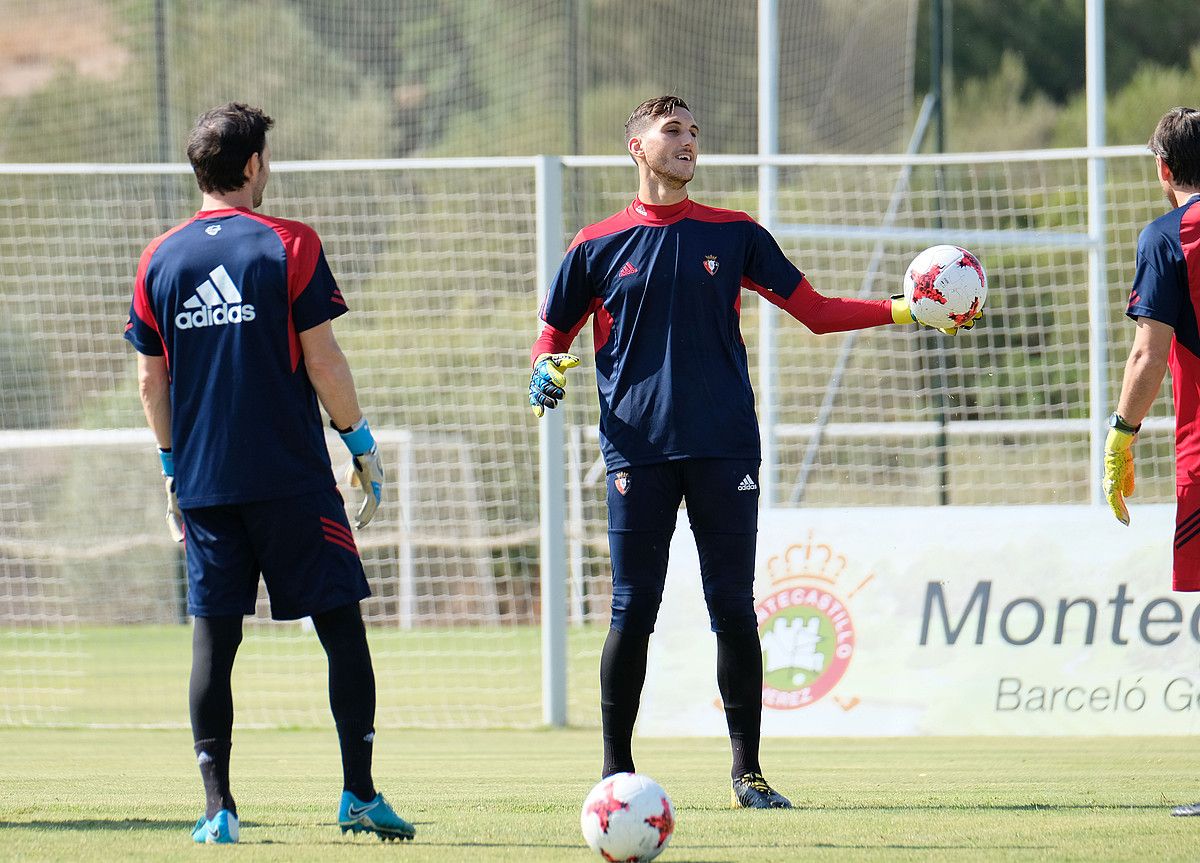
[
  {"xmin": 890, "ymin": 296, "xmax": 983, "ymax": 336},
  {"xmin": 529, "ymin": 353, "xmax": 581, "ymax": 417},
  {"xmin": 1103, "ymin": 413, "xmax": 1139, "ymax": 526}
]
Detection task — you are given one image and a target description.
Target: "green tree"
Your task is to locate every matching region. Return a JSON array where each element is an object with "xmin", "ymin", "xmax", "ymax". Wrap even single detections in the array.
[{"xmin": 917, "ymin": 0, "xmax": 1200, "ymax": 103}]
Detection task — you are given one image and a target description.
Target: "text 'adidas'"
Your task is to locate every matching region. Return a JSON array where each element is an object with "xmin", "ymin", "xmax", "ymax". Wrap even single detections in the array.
[{"xmin": 175, "ymin": 264, "xmax": 255, "ymax": 330}]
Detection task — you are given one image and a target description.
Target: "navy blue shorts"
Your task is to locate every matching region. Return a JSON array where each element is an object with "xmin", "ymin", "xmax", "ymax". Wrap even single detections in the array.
[
  {"xmin": 606, "ymin": 458, "xmax": 760, "ymax": 634},
  {"xmin": 182, "ymin": 486, "xmax": 370, "ymax": 620}
]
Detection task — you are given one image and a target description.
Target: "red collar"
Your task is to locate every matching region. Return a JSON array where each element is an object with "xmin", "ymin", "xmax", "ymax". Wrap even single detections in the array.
[{"xmin": 627, "ymin": 197, "xmax": 692, "ymax": 226}]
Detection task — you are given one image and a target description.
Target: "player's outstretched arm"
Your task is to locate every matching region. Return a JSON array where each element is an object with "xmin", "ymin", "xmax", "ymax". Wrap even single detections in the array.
[
  {"xmin": 136, "ymin": 353, "xmax": 183, "ymax": 541},
  {"xmin": 529, "ymin": 353, "xmax": 581, "ymax": 417},
  {"xmin": 300, "ymin": 321, "xmax": 383, "ymax": 529}
]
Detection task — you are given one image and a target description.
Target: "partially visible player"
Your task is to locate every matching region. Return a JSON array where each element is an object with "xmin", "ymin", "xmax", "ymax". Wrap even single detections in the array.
[
  {"xmin": 528, "ymin": 95, "xmax": 976, "ymax": 809},
  {"xmin": 1101, "ymin": 105, "xmax": 1200, "ymax": 816},
  {"xmin": 124, "ymin": 102, "xmax": 412, "ymax": 843}
]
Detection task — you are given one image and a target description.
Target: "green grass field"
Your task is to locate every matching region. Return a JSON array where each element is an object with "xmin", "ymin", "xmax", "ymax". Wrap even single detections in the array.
[
  {"xmin": 2, "ymin": 729, "xmax": 1198, "ymax": 861},
  {"xmin": 2, "ymin": 626, "xmax": 1199, "ymax": 861}
]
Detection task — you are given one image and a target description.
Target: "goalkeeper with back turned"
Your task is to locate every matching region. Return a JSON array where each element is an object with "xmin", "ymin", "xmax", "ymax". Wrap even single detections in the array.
[
  {"xmin": 124, "ymin": 102, "xmax": 412, "ymax": 843},
  {"xmin": 1102, "ymin": 106, "xmax": 1200, "ymax": 817},
  {"xmin": 528, "ymin": 95, "xmax": 979, "ymax": 808}
]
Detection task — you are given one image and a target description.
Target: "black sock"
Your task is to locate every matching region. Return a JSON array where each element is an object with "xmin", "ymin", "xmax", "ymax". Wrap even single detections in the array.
[
  {"xmin": 190, "ymin": 616, "xmax": 242, "ymax": 818},
  {"xmin": 715, "ymin": 625, "xmax": 763, "ymax": 779},
  {"xmin": 194, "ymin": 738, "xmax": 235, "ymax": 818},
  {"xmin": 600, "ymin": 626, "xmax": 650, "ymax": 778},
  {"xmin": 312, "ymin": 602, "xmax": 377, "ymax": 802}
]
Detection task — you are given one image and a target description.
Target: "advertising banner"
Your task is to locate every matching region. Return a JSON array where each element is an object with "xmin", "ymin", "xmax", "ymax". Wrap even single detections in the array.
[{"xmin": 639, "ymin": 505, "xmax": 1200, "ymax": 736}]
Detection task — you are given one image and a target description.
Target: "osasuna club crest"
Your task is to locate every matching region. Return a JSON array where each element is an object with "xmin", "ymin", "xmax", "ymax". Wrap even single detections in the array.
[
  {"xmin": 614, "ymin": 471, "xmax": 631, "ymax": 496},
  {"xmin": 703, "ymin": 255, "xmax": 719, "ymax": 276}
]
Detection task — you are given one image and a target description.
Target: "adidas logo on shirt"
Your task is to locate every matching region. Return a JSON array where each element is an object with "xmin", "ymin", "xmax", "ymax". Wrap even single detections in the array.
[
  {"xmin": 175, "ymin": 265, "xmax": 256, "ymax": 330},
  {"xmin": 737, "ymin": 474, "xmax": 758, "ymax": 492}
]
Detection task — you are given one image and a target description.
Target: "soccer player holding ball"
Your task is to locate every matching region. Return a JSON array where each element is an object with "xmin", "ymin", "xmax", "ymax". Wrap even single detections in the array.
[
  {"xmin": 529, "ymin": 96, "xmax": 976, "ymax": 808},
  {"xmin": 125, "ymin": 103, "xmax": 412, "ymax": 843},
  {"xmin": 1102, "ymin": 106, "xmax": 1200, "ymax": 815}
]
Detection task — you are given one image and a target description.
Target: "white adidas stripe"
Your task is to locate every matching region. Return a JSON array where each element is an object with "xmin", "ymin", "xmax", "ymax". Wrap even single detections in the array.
[
  {"xmin": 183, "ymin": 266, "xmax": 243, "ymax": 309},
  {"xmin": 209, "ymin": 265, "xmax": 242, "ymax": 303}
]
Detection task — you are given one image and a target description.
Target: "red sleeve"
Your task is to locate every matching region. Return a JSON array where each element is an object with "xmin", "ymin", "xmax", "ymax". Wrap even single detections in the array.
[
  {"xmin": 753, "ymin": 276, "xmax": 893, "ymax": 335},
  {"xmin": 530, "ymin": 297, "xmax": 601, "ymax": 366}
]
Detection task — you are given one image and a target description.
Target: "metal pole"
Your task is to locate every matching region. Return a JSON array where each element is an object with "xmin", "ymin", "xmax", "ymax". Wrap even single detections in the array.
[
  {"xmin": 566, "ymin": 0, "xmax": 581, "ymax": 156},
  {"xmin": 929, "ymin": 0, "xmax": 949, "ymax": 505},
  {"xmin": 155, "ymin": 0, "xmax": 170, "ymax": 164},
  {"xmin": 757, "ymin": 0, "xmax": 779, "ymax": 507},
  {"xmin": 567, "ymin": 424, "xmax": 586, "ymax": 623},
  {"xmin": 536, "ymin": 156, "xmax": 568, "ymax": 727},
  {"xmin": 1086, "ymin": 0, "xmax": 1108, "ymax": 506}
]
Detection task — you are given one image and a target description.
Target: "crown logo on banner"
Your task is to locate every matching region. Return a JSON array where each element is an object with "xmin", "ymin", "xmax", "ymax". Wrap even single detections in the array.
[
  {"xmin": 755, "ymin": 530, "xmax": 870, "ymax": 713},
  {"xmin": 765, "ymin": 532, "xmax": 850, "ymax": 588}
]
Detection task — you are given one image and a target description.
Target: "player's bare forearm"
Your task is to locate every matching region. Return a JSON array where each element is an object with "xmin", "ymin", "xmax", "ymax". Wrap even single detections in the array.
[
  {"xmin": 136, "ymin": 352, "xmax": 172, "ymax": 449},
  {"xmin": 1115, "ymin": 317, "xmax": 1173, "ymax": 426},
  {"xmin": 300, "ymin": 320, "xmax": 364, "ymax": 430}
]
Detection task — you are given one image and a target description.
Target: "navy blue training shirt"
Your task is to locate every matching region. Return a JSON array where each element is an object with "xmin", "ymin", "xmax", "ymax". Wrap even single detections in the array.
[
  {"xmin": 536, "ymin": 197, "xmax": 810, "ymax": 471},
  {"xmin": 125, "ymin": 207, "xmax": 347, "ymax": 508}
]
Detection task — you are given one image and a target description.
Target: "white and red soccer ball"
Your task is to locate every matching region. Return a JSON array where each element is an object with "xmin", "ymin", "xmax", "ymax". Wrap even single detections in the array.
[
  {"xmin": 903, "ymin": 245, "xmax": 988, "ymax": 330},
  {"xmin": 580, "ymin": 773, "xmax": 675, "ymax": 863}
]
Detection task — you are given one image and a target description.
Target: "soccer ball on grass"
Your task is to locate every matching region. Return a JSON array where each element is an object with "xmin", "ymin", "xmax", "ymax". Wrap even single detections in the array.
[
  {"xmin": 580, "ymin": 772, "xmax": 675, "ymax": 862},
  {"xmin": 903, "ymin": 245, "xmax": 987, "ymax": 330}
]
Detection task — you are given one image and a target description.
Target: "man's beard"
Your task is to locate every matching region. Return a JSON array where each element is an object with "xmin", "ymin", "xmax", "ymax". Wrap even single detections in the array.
[{"xmin": 648, "ymin": 152, "xmax": 694, "ymax": 188}]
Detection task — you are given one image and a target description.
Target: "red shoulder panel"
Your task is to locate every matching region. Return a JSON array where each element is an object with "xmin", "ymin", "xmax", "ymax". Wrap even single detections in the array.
[
  {"xmin": 685, "ymin": 202, "xmax": 755, "ymax": 224},
  {"xmin": 1182, "ymin": 200, "xmax": 1200, "ymax": 319},
  {"xmin": 568, "ymin": 209, "xmax": 641, "ymax": 251},
  {"xmin": 133, "ymin": 217, "xmax": 195, "ymax": 367},
  {"xmin": 237, "ymin": 212, "xmax": 324, "ymax": 371},
  {"xmin": 238, "ymin": 212, "xmax": 323, "ymax": 304}
]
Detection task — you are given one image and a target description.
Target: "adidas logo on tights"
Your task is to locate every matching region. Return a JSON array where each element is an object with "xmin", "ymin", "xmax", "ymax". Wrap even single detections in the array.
[
  {"xmin": 737, "ymin": 474, "xmax": 758, "ymax": 492},
  {"xmin": 175, "ymin": 265, "xmax": 256, "ymax": 330}
]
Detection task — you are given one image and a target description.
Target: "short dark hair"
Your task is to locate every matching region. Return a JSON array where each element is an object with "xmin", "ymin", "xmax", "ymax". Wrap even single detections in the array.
[
  {"xmin": 1149, "ymin": 107, "xmax": 1200, "ymax": 188},
  {"xmin": 186, "ymin": 103, "xmax": 274, "ymax": 194},
  {"xmin": 625, "ymin": 96, "xmax": 691, "ymax": 145}
]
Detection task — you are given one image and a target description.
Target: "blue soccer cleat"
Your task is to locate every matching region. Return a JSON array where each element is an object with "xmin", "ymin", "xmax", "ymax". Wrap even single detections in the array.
[
  {"xmin": 191, "ymin": 809, "xmax": 239, "ymax": 843},
  {"xmin": 338, "ymin": 791, "xmax": 415, "ymax": 842}
]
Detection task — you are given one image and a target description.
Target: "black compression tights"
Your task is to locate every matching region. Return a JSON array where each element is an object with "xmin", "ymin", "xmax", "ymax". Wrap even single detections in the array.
[
  {"xmin": 190, "ymin": 615, "xmax": 242, "ymax": 743},
  {"xmin": 598, "ymin": 621, "xmax": 764, "ymax": 781},
  {"xmin": 715, "ymin": 623, "xmax": 764, "ymax": 778},
  {"xmin": 189, "ymin": 604, "xmax": 378, "ymax": 808},
  {"xmin": 599, "ymin": 626, "xmax": 650, "ymax": 779},
  {"xmin": 190, "ymin": 615, "xmax": 242, "ymax": 818},
  {"xmin": 312, "ymin": 602, "xmax": 378, "ymax": 802}
]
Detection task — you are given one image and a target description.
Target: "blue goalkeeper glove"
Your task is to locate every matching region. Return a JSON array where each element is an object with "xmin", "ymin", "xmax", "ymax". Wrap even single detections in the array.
[
  {"xmin": 891, "ymin": 296, "xmax": 983, "ymax": 336},
  {"xmin": 158, "ymin": 448, "xmax": 184, "ymax": 543},
  {"xmin": 529, "ymin": 353, "xmax": 581, "ymax": 417},
  {"xmin": 1103, "ymin": 414, "xmax": 1138, "ymax": 526},
  {"xmin": 337, "ymin": 417, "xmax": 384, "ymax": 529}
]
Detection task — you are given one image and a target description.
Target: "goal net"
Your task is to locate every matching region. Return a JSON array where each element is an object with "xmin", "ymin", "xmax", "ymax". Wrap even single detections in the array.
[
  {"xmin": 22, "ymin": 0, "xmax": 1160, "ymax": 733},
  {"xmin": 0, "ymin": 148, "xmax": 1169, "ymax": 729}
]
